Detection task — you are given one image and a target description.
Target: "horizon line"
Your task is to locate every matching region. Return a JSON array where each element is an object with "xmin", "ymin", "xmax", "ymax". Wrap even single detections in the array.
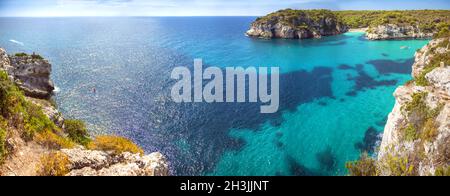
[{"xmin": 1, "ymin": 9, "xmax": 449, "ymax": 18}]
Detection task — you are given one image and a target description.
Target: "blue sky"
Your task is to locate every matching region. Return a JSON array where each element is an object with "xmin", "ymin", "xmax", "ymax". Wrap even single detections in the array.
[{"xmin": 0, "ymin": 0, "xmax": 449, "ymax": 17}]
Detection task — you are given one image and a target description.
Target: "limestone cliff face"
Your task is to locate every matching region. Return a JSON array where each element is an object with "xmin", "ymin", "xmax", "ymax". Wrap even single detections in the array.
[
  {"xmin": 366, "ymin": 24, "xmax": 434, "ymax": 40},
  {"xmin": 378, "ymin": 38, "xmax": 449, "ymax": 176},
  {"xmin": 0, "ymin": 48, "xmax": 13, "ymax": 79},
  {"xmin": 246, "ymin": 10, "xmax": 348, "ymax": 39}
]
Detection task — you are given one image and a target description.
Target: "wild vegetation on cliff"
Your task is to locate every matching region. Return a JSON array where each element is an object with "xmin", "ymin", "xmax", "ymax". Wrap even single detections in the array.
[
  {"xmin": 0, "ymin": 51, "xmax": 168, "ymax": 176},
  {"xmin": 346, "ymin": 35, "xmax": 450, "ymax": 176},
  {"xmin": 0, "ymin": 70, "xmax": 80, "ymax": 159},
  {"xmin": 336, "ymin": 10, "xmax": 450, "ymax": 32},
  {"xmin": 255, "ymin": 9, "xmax": 342, "ymax": 27}
]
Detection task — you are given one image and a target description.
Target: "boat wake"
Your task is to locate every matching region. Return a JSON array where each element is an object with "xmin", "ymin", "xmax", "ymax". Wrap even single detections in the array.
[{"xmin": 9, "ymin": 39, "xmax": 24, "ymax": 46}]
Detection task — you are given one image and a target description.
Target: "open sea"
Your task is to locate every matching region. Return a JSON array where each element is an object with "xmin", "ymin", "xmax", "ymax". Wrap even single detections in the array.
[{"xmin": 0, "ymin": 17, "xmax": 429, "ymax": 175}]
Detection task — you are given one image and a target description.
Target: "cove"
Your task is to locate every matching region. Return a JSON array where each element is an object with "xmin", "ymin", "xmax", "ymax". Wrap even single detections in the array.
[{"xmin": 0, "ymin": 17, "xmax": 430, "ymax": 176}]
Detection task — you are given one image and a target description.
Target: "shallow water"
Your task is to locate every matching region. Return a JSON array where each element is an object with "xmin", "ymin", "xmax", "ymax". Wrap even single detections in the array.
[{"xmin": 0, "ymin": 17, "xmax": 429, "ymax": 175}]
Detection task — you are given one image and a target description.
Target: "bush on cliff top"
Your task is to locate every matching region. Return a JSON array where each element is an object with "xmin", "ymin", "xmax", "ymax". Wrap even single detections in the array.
[
  {"xmin": 0, "ymin": 71, "xmax": 68, "ymax": 148},
  {"xmin": 14, "ymin": 53, "xmax": 27, "ymax": 57},
  {"xmin": 34, "ymin": 129, "xmax": 75, "ymax": 149},
  {"xmin": 64, "ymin": 119, "xmax": 90, "ymax": 146},
  {"xmin": 435, "ymin": 166, "xmax": 450, "ymax": 176},
  {"xmin": 88, "ymin": 135, "xmax": 144, "ymax": 155},
  {"xmin": 13, "ymin": 52, "xmax": 44, "ymax": 60},
  {"xmin": 336, "ymin": 10, "xmax": 450, "ymax": 31},
  {"xmin": 345, "ymin": 153, "xmax": 377, "ymax": 176},
  {"xmin": 434, "ymin": 23, "xmax": 450, "ymax": 39},
  {"xmin": 380, "ymin": 154, "xmax": 416, "ymax": 176},
  {"xmin": 0, "ymin": 119, "xmax": 7, "ymax": 162},
  {"xmin": 256, "ymin": 9, "xmax": 342, "ymax": 28},
  {"xmin": 36, "ymin": 151, "xmax": 70, "ymax": 176},
  {"xmin": 400, "ymin": 92, "xmax": 442, "ymax": 143}
]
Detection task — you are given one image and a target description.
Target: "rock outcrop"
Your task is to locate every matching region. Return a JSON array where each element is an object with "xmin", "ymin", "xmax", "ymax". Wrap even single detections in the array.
[
  {"xmin": 8, "ymin": 54, "xmax": 55, "ymax": 99},
  {"xmin": 366, "ymin": 24, "xmax": 434, "ymax": 40},
  {"xmin": 378, "ymin": 38, "xmax": 449, "ymax": 176},
  {"xmin": 0, "ymin": 48, "xmax": 13, "ymax": 80},
  {"xmin": 62, "ymin": 148, "xmax": 169, "ymax": 176},
  {"xmin": 246, "ymin": 9, "xmax": 348, "ymax": 39},
  {"xmin": 0, "ymin": 50, "xmax": 55, "ymax": 99}
]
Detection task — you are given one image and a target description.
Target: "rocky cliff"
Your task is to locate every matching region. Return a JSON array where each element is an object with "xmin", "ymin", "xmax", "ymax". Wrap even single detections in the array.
[
  {"xmin": 1, "ymin": 51, "xmax": 55, "ymax": 99},
  {"xmin": 366, "ymin": 24, "xmax": 434, "ymax": 40},
  {"xmin": 377, "ymin": 38, "xmax": 449, "ymax": 176},
  {"xmin": 0, "ymin": 48, "xmax": 169, "ymax": 176},
  {"xmin": 246, "ymin": 9, "xmax": 348, "ymax": 39}
]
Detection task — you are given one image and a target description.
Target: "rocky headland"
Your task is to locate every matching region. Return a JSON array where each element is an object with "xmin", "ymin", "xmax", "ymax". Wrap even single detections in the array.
[
  {"xmin": 247, "ymin": 9, "xmax": 450, "ymax": 40},
  {"xmin": 0, "ymin": 48, "xmax": 169, "ymax": 176},
  {"xmin": 246, "ymin": 9, "xmax": 348, "ymax": 39}
]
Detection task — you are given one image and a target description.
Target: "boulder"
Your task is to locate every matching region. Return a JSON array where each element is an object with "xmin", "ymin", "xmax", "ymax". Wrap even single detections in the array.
[
  {"xmin": 62, "ymin": 148, "xmax": 169, "ymax": 176},
  {"xmin": 8, "ymin": 54, "xmax": 55, "ymax": 99}
]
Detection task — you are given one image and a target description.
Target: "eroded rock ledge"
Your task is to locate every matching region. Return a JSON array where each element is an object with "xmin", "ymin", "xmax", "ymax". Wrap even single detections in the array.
[{"xmin": 62, "ymin": 148, "xmax": 169, "ymax": 176}]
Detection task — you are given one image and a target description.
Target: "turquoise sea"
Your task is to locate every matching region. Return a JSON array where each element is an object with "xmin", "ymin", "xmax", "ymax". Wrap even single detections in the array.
[{"xmin": 0, "ymin": 17, "xmax": 429, "ymax": 175}]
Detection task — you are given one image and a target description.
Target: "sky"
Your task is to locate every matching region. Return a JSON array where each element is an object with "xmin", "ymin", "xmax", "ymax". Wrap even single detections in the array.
[{"xmin": 0, "ymin": 0, "xmax": 449, "ymax": 17}]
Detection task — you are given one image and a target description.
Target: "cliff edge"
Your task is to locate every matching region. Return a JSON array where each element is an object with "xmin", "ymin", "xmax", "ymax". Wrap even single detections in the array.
[{"xmin": 377, "ymin": 37, "xmax": 449, "ymax": 176}]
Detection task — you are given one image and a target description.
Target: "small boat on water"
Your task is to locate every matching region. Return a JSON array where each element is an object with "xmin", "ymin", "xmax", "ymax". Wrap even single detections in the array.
[{"xmin": 400, "ymin": 46, "xmax": 409, "ymax": 50}]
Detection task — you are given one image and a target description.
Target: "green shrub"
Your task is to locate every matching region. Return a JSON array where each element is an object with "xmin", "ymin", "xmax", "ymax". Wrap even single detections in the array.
[
  {"xmin": 435, "ymin": 166, "xmax": 450, "ymax": 176},
  {"xmin": 14, "ymin": 53, "xmax": 27, "ymax": 57},
  {"xmin": 0, "ymin": 71, "xmax": 58, "ymax": 141},
  {"xmin": 434, "ymin": 22, "xmax": 450, "ymax": 39},
  {"xmin": 346, "ymin": 153, "xmax": 377, "ymax": 176},
  {"xmin": 415, "ymin": 64, "xmax": 438, "ymax": 86},
  {"xmin": 420, "ymin": 118, "xmax": 438, "ymax": 142},
  {"xmin": 31, "ymin": 54, "xmax": 44, "ymax": 60},
  {"xmin": 380, "ymin": 154, "xmax": 415, "ymax": 176},
  {"xmin": 402, "ymin": 92, "xmax": 428, "ymax": 115},
  {"xmin": 64, "ymin": 119, "xmax": 90, "ymax": 146},
  {"xmin": 0, "ymin": 121, "xmax": 6, "ymax": 162},
  {"xmin": 403, "ymin": 124, "xmax": 418, "ymax": 141},
  {"xmin": 23, "ymin": 103, "xmax": 57, "ymax": 140},
  {"xmin": 88, "ymin": 135, "xmax": 144, "ymax": 155},
  {"xmin": 34, "ymin": 129, "xmax": 75, "ymax": 149}
]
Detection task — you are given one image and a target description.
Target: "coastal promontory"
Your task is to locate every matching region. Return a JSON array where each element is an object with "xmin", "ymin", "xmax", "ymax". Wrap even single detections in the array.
[{"xmin": 246, "ymin": 9, "xmax": 348, "ymax": 39}]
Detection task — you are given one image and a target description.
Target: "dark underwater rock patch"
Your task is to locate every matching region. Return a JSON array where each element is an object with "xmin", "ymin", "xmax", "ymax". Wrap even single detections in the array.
[
  {"xmin": 354, "ymin": 126, "xmax": 381, "ymax": 154},
  {"xmin": 346, "ymin": 64, "xmax": 397, "ymax": 96},
  {"xmin": 316, "ymin": 146, "xmax": 337, "ymax": 171},
  {"xmin": 367, "ymin": 58, "xmax": 414, "ymax": 75}
]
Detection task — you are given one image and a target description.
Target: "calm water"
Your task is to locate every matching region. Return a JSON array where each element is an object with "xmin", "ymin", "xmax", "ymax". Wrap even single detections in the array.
[{"xmin": 0, "ymin": 17, "xmax": 429, "ymax": 175}]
